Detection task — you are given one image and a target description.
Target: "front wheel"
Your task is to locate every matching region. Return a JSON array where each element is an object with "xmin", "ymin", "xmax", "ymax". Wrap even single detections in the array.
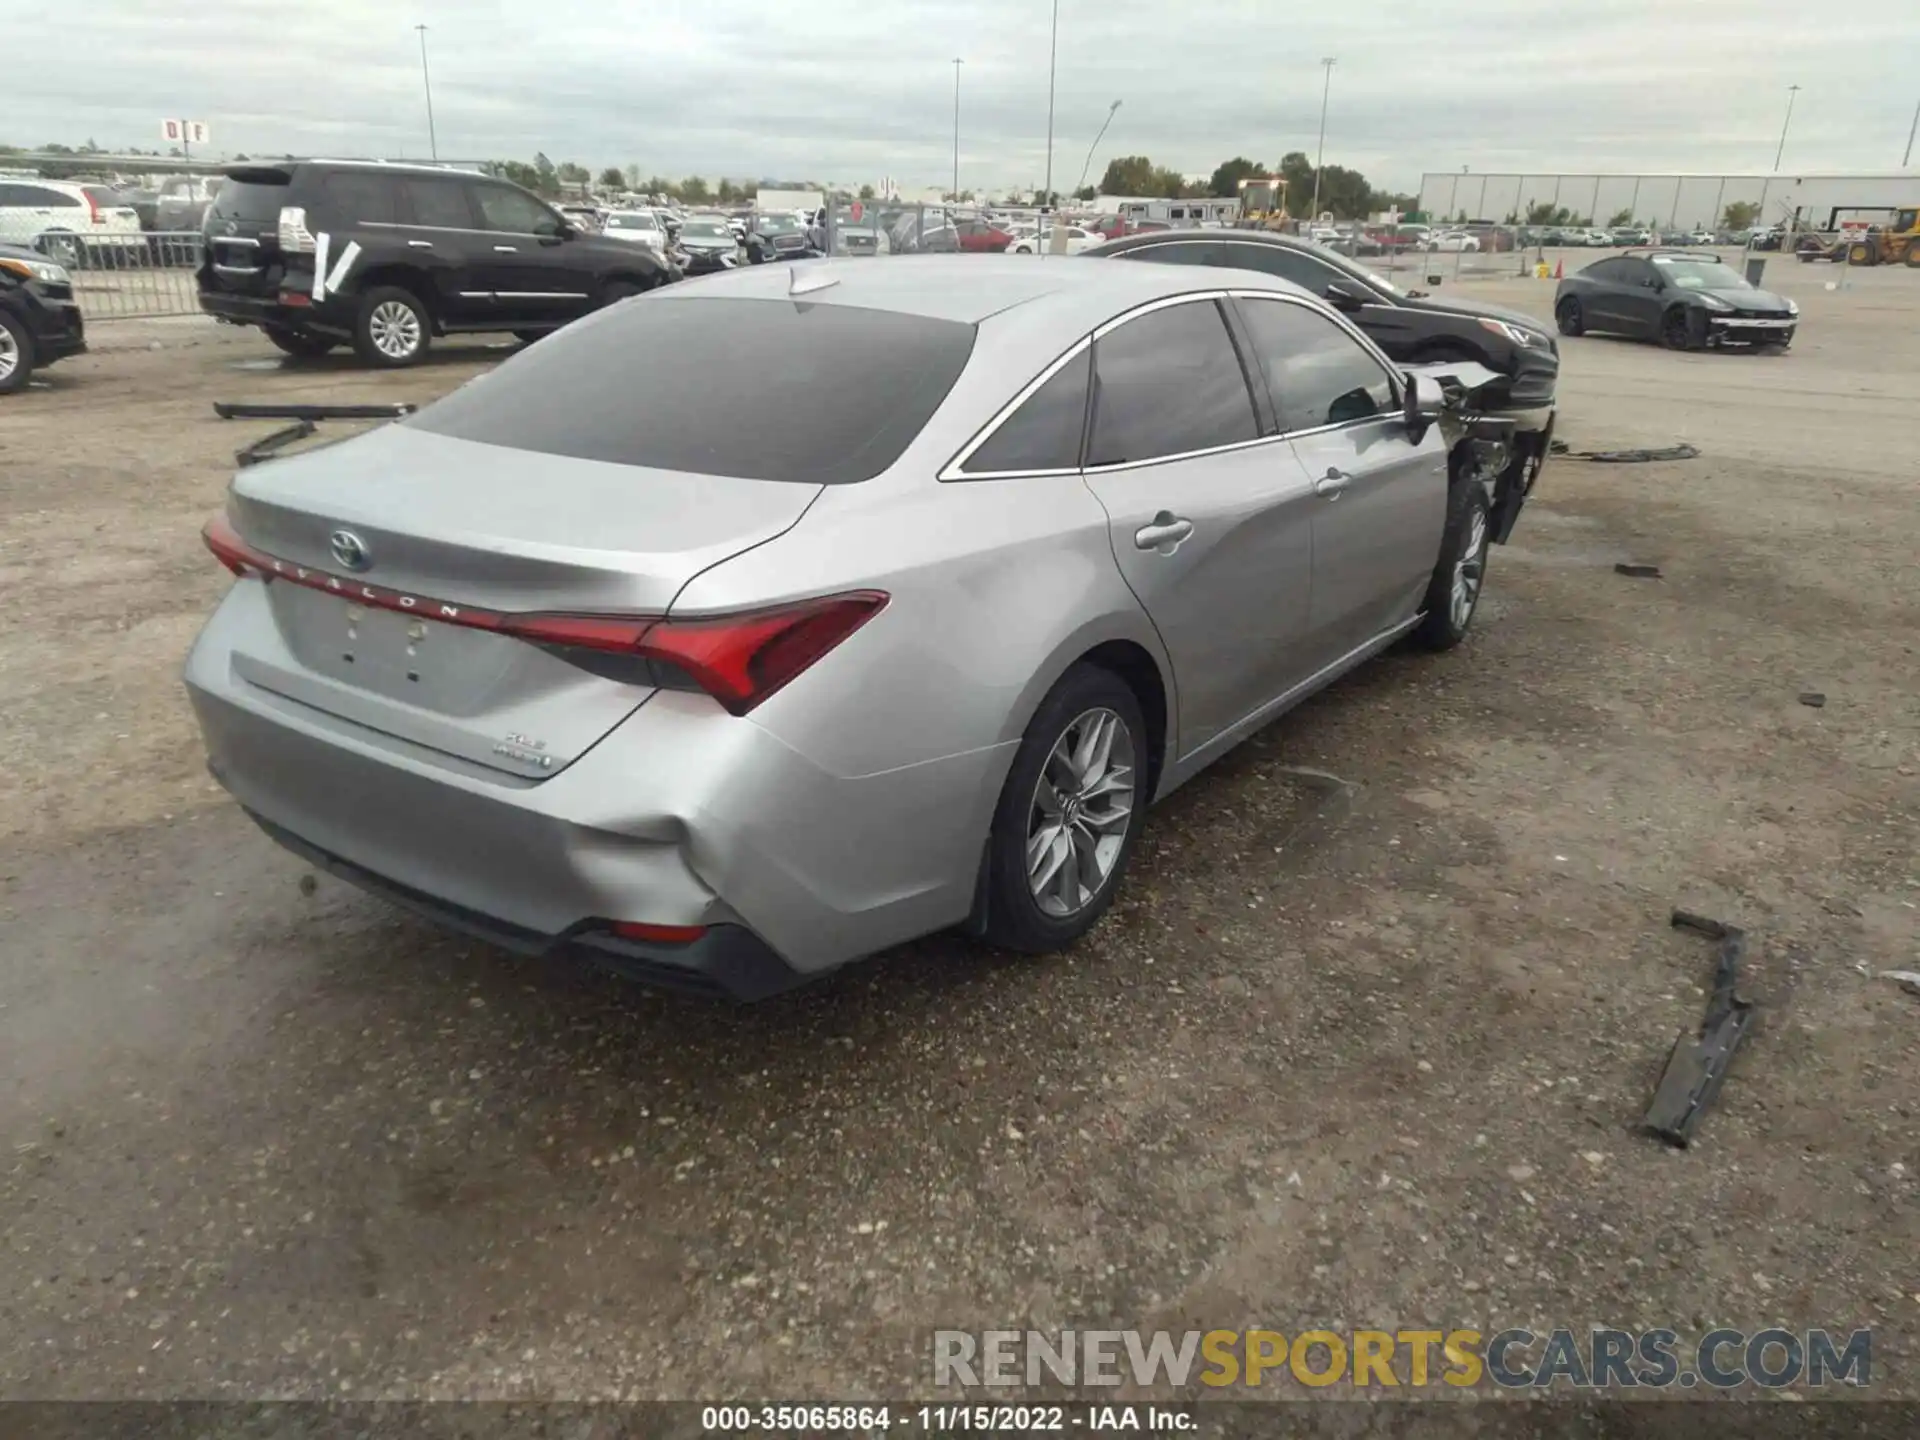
[
  {"xmin": 980, "ymin": 664, "xmax": 1150, "ymax": 954},
  {"xmin": 1555, "ymin": 295, "xmax": 1584, "ymax": 336},
  {"xmin": 0, "ymin": 310, "xmax": 36, "ymax": 395},
  {"xmin": 39, "ymin": 233, "xmax": 80, "ymax": 269},
  {"xmin": 353, "ymin": 287, "xmax": 431, "ymax": 367},
  {"xmin": 1661, "ymin": 306, "xmax": 1697, "ymax": 351},
  {"xmin": 1412, "ymin": 481, "xmax": 1491, "ymax": 651}
]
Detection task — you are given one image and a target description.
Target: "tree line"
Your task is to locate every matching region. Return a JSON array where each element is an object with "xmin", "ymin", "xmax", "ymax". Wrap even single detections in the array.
[{"xmin": 1091, "ymin": 152, "xmax": 1417, "ymax": 220}]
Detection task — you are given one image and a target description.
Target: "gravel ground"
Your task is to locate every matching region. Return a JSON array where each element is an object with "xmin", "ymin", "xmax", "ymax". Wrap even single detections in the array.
[{"xmin": 1, "ymin": 267, "xmax": 1916, "ymax": 1403}]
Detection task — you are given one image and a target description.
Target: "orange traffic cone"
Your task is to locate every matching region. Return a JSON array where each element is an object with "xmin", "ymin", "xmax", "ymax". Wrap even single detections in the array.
[{"xmin": 1553, "ymin": 258, "xmax": 1564, "ymax": 279}]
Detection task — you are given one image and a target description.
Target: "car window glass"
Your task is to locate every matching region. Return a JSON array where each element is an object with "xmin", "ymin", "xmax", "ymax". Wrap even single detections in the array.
[
  {"xmin": 0, "ymin": 185, "xmax": 22, "ymax": 206},
  {"xmin": 1088, "ymin": 300, "xmax": 1258, "ymax": 467},
  {"xmin": 1220, "ymin": 242, "xmax": 1341, "ymax": 292},
  {"xmin": 1119, "ymin": 240, "xmax": 1226, "ymax": 266},
  {"xmin": 1237, "ymin": 297, "xmax": 1396, "ymax": 432},
  {"xmin": 962, "ymin": 349, "xmax": 1090, "ymax": 474},
  {"xmin": 321, "ymin": 172, "xmax": 402, "ymax": 225},
  {"xmin": 24, "ymin": 186, "xmax": 81, "ymax": 208},
  {"xmin": 472, "ymin": 184, "xmax": 556, "ymax": 234},
  {"xmin": 409, "ymin": 297, "xmax": 975, "ymax": 484},
  {"xmin": 402, "ymin": 177, "xmax": 474, "ymax": 229}
]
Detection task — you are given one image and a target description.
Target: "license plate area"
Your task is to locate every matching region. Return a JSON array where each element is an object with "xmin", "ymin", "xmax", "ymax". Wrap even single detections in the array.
[{"xmin": 269, "ymin": 584, "xmax": 518, "ymax": 715}]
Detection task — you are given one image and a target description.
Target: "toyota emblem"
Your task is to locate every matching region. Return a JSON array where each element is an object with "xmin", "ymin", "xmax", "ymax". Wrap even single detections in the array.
[{"xmin": 329, "ymin": 529, "xmax": 372, "ymax": 572}]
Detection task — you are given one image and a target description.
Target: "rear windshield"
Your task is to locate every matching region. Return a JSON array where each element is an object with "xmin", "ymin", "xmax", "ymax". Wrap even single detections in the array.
[
  {"xmin": 209, "ymin": 175, "xmax": 291, "ymax": 228},
  {"xmin": 82, "ymin": 186, "xmax": 121, "ymax": 206},
  {"xmin": 408, "ymin": 297, "xmax": 976, "ymax": 484}
]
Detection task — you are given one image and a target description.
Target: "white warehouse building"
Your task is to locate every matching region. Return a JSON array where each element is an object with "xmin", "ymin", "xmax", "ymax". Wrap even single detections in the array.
[{"xmin": 1416, "ymin": 171, "xmax": 1919, "ymax": 231}]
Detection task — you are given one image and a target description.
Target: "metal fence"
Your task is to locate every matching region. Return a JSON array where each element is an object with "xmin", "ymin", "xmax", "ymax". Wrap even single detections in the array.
[{"xmin": 38, "ymin": 231, "xmax": 204, "ymax": 321}]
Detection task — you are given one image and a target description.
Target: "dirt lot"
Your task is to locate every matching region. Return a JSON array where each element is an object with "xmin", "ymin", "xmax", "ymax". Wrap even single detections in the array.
[{"xmin": 2, "ymin": 268, "xmax": 1916, "ymax": 1404}]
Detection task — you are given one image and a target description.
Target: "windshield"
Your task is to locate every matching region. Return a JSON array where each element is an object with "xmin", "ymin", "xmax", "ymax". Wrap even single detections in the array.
[
  {"xmin": 681, "ymin": 221, "xmax": 731, "ymax": 240},
  {"xmin": 757, "ymin": 215, "xmax": 799, "ymax": 234},
  {"xmin": 607, "ymin": 213, "xmax": 657, "ymax": 231},
  {"xmin": 1651, "ymin": 256, "xmax": 1749, "ymax": 289},
  {"xmin": 409, "ymin": 297, "xmax": 976, "ymax": 484}
]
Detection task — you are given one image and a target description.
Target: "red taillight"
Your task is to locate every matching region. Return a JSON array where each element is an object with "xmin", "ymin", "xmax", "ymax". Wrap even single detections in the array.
[
  {"xmin": 85, "ymin": 191, "xmax": 104, "ymax": 226},
  {"xmin": 628, "ymin": 593, "xmax": 888, "ymax": 715},
  {"xmin": 608, "ymin": 921, "xmax": 707, "ymax": 945},
  {"xmin": 198, "ymin": 513, "xmax": 886, "ymax": 716}
]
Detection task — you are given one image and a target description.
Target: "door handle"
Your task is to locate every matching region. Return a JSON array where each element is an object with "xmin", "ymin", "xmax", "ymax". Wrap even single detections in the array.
[
  {"xmin": 493, "ymin": 245, "xmax": 518, "ymax": 253},
  {"xmin": 1133, "ymin": 512, "xmax": 1194, "ymax": 552},
  {"xmin": 1313, "ymin": 467, "xmax": 1352, "ymax": 499},
  {"xmin": 408, "ymin": 239, "xmax": 434, "ymax": 248}
]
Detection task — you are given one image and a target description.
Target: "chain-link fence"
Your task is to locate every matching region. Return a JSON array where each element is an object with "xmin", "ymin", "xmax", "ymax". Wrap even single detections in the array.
[{"xmin": 33, "ymin": 231, "xmax": 205, "ymax": 321}]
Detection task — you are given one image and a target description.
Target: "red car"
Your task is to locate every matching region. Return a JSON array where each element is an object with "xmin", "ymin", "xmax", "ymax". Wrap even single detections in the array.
[{"xmin": 954, "ymin": 218, "xmax": 1013, "ymax": 253}]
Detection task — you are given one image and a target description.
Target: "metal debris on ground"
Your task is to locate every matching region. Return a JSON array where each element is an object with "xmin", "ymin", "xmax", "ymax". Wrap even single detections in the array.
[
  {"xmin": 213, "ymin": 401, "xmax": 417, "ymax": 421},
  {"xmin": 234, "ymin": 420, "xmax": 317, "ymax": 468},
  {"xmin": 1643, "ymin": 909, "xmax": 1758, "ymax": 1149},
  {"xmin": 1798, "ymin": 692, "xmax": 1827, "ymax": 708},
  {"xmin": 1614, "ymin": 562, "xmax": 1663, "ymax": 579},
  {"xmin": 1549, "ymin": 441, "xmax": 1701, "ymax": 464},
  {"xmin": 1880, "ymin": 971, "xmax": 1920, "ymax": 998}
]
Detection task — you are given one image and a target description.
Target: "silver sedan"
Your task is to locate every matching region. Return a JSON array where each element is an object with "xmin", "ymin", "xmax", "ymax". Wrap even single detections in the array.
[{"xmin": 185, "ymin": 257, "xmax": 1518, "ymax": 999}]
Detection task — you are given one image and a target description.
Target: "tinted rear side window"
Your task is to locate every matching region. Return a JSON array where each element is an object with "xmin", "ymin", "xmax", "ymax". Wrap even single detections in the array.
[
  {"xmin": 409, "ymin": 297, "xmax": 976, "ymax": 484},
  {"xmin": 1117, "ymin": 241, "xmax": 1226, "ymax": 267},
  {"xmin": 321, "ymin": 172, "xmax": 402, "ymax": 224},
  {"xmin": 961, "ymin": 348, "xmax": 1090, "ymax": 474},
  {"xmin": 1087, "ymin": 299, "xmax": 1258, "ymax": 467},
  {"xmin": 401, "ymin": 177, "xmax": 473, "ymax": 229}
]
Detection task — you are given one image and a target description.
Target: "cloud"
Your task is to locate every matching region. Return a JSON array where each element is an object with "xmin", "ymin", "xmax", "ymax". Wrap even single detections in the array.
[{"xmin": 7, "ymin": 0, "xmax": 1915, "ymax": 189}]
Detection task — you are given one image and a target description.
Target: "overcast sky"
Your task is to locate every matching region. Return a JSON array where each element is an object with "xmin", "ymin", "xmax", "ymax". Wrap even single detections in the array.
[{"xmin": 9, "ymin": 0, "xmax": 1917, "ymax": 191}]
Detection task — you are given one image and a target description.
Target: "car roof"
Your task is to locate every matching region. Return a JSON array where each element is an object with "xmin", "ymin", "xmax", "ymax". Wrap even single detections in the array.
[
  {"xmin": 1091, "ymin": 228, "xmax": 1315, "ymax": 255},
  {"xmin": 651, "ymin": 253, "xmax": 1314, "ymax": 328}
]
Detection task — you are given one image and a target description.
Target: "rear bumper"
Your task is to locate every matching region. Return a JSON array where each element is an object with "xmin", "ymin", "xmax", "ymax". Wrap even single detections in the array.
[
  {"xmin": 184, "ymin": 583, "xmax": 1010, "ymax": 993},
  {"xmin": 199, "ymin": 287, "xmax": 354, "ymax": 335}
]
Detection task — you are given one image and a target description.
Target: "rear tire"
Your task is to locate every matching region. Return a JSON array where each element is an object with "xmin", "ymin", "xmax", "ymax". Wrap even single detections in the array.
[
  {"xmin": 1555, "ymin": 295, "xmax": 1584, "ymax": 336},
  {"xmin": 264, "ymin": 327, "xmax": 336, "ymax": 359},
  {"xmin": 1904, "ymin": 245, "xmax": 1920, "ymax": 269},
  {"xmin": 0, "ymin": 310, "xmax": 36, "ymax": 395},
  {"xmin": 981, "ymin": 664, "xmax": 1150, "ymax": 954},
  {"xmin": 1412, "ymin": 480, "xmax": 1492, "ymax": 651},
  {"xmin": 1847, "ymin": 241, "xmax": 1876, "ymax": 267},
  {"xmin": 352, "ymin": 286, "xmax": 431, "ymax": 368}
]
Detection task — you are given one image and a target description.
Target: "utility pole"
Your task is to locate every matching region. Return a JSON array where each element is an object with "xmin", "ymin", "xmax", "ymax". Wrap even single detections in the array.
[
  {"xmin": 416, "ymin": 24, "xmax": 439, "ymax": 161},
  {"xmin": 1773, "ymin": 83, "xmax": 1799, "ymax": 172},
  {"xmin": 1076, "ymin": 100, "xmax": 1121, "ymax": 197},
  {"xmin": 1310, "ymin": 57, "xmax": 1336, "ymax": 221},
  {"xmin": 1904, "ymin": 95, "xmax": 1919, "ymax": 167},
  {"xmin": 951, "ymin": 58, "xmax": 963, "ymax": 203},
  {"xmin": 1042, "ymin": 0, "xmax": 1058, "ymax": 221}
]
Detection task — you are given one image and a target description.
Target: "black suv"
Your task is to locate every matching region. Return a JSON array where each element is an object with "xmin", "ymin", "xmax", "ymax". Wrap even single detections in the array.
[
  {"xmin": 198, "ymin": 161, "xmax": 677, "ymax": 367},
  {"xmin": 1086, "ymin": 229, "xmax": 1558, "ymax": 416},
  {"xmin": 0, "ymin": 242, "xmax": 86, "ymax": 394}
]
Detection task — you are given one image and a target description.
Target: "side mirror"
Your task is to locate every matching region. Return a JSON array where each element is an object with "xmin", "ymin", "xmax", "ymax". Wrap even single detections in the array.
[
  {"xmin": 1323, "ymin": 282, "xmax": 1365, "ymax": 312},
  {"xmin": 1401, "ymin": 374, "xmax": 1445, "ymax": 444}
]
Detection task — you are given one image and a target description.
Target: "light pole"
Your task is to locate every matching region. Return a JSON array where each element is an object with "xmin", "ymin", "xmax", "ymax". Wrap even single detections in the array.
[
  {"xmin": 1309, "ymin": 57, "xmax": 1336, "ymax": 221},
  {"xmin": 415, "ymin": 24, "xmax": 438, "ymax": 161},
  {"xmin": 951, "ymin": 58, "xmax": 963, "ymax": 203},
  {"xmin": 1042, "ymin": 0, "xmax": 1058, "ymax": 213},
  {"xmin": 1903, "ymin": 95, "xmax": 1919, "ymax": 167},
  {"xmin": 1773, "ymin": 83, "xmax": 1800, "ymax": 172},
  {"xmin": 1076, "ymin": 100, "xmax": 1121, "ymax": 197}
]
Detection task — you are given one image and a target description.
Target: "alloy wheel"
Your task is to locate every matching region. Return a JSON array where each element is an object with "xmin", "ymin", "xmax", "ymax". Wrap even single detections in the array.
[
  {"xmin": 369, "ymin": 301, "xmax": 423, "ymax": 360},
  {"xmin": 1450, "ymin": 508, "xmax": 1488, "ymax": 631},
  {"xmin": 1026, "ymin": 707, "xmax": 1136, "ymax": 919},
  {"xmin": 0, "ymin": 324, "xmax": 18, "ymax": 386}
]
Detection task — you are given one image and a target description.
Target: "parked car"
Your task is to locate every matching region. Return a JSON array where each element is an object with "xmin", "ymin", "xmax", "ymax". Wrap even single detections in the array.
[
  {"xmin": 185, "ymin": 256, "xmax": 1523, "ymax": 999},
  {"xmin": 156, "ymin": 175, "xmax": 224, "ymax": 233},
  {"xmin": 557, "ymin": 204, "xmax": 604, "ymax": 234},
  {"xmin": 0, "ymin": 178, "xmax": 144, "ymax": 266},
  {"xmin": 602, "ymin": 209, "xmax": 668, "ymax": 252},
  {"xmin": 196, "ymin": 160, "xmax": 676, "ymax": 367},
  {"xmin": 750, "ymin": 212, "xmax": 817, "ymax": 260},
  {"xmin": 1688, "ymin": 230, "xmax": 1716, "ymax": 246},
  {"xmin": 1008, "ymin": 225, "xmax": 1097, "ymax": 255},
  {"xmin": 674, "ymin": 215, "xmax": 744, "ymax": 273},
  {"xmin": 0, "ymin": 241, "xmax": 86, "ymax": 394},
  {"xmin": 1554, "ymin": 249, "xmax": 1797, "ymax": 350},
  {"xmin": 1609, "ymin": 228, "xmax": 1653, "ymax": 247},
  {"xmin": 1427, "ymin": 231, "xmax": 1481, "ymax": 253},
  {"xmin": 1086, "ymin": 227, "xmax": 1557, "ymax": 539}
]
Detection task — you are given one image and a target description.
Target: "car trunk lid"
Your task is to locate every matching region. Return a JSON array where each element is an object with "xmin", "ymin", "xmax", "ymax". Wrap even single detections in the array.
[{"xmin": 220, "ymin": 422, "xmax": 823, "ymax": 778}]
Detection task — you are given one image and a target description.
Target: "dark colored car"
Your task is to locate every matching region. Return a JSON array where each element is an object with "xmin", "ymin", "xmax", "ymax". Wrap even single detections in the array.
[
  {"xmin": 1553, "ymin": 250, "xmax": 1797, "ymax": 351},
  {"xmin": 0, "ymin": 241, "xmax": 86, "ymax": 394},
  {"xmin": 749, "ymin": 213, "xmax": 817, "ymax": 261},
  {"xmin": 197, "ymin": 161, "xmax": 677, "ymax": 367},
  {"xmin": 1087, "ymin": 229, "xmax": 1558, "ymax": 414}
]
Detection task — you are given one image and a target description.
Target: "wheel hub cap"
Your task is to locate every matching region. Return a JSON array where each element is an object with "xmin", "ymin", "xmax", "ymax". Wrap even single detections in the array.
[
  {"xmin": 0, "ymin": 327, "xmax": 17, "ymax": 383},
  {"xmin": 1026, "ymin": 707, "xmax": 1136, "ymax": 919},
  {"xmin": 370, "ymin": 302, "xmax": 421, "ymax": 358},
  {"xmin": 1450, "ymin": 511, "xmax": 1488, "ymax": 630}
]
